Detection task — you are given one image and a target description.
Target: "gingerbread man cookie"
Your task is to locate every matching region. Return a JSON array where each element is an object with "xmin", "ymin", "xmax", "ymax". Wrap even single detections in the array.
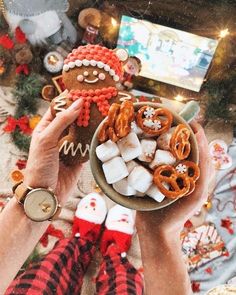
[{"xmin": 50, "ymin": 45, "xmax": 133, "ymax": 165}]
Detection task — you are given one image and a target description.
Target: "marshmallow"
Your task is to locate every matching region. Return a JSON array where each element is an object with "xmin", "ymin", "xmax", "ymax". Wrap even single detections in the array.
[
  {"xmin": 156, "ymin": 127, "xmax": 175, "ymax": 150},
  {"xmin": 126, "ymin": 160, "xmax": 139, "ymax": 174},
  {"xmin": 149, "ymin": 149, "xmax": 176, "ymax": 170},
  {"xmin": 146, "ymin": 185, "xmax": 165, "ymax": 202},
  {"xmin": 128, "ymin": 166, "xmax": 153, "ymax": 193},
  {"xmin": 102, "ymin": 157, "xmax": 129, "ymax": 184},
  {"xmin": 138, "ymin": 139, "xmax": 157, "ymax": 162},
  {"xmin": 96, "ymin": 140, "xmax": 120, "ymax": 162},
  {"xmin": 113, "ymin": 178, "xmax": 137, "ymax": 196},
  {"xmin": 131, "ymin": 121, "xmax": 143, "ymax": 136},
  {"xmin": 117, "ymin": 132, "xmax": 142, "ymax": 162}
]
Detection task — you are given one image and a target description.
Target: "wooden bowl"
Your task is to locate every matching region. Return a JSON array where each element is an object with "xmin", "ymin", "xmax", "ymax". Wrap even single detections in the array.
[{"xmin": 90, "ymin": 102, "xmax": 199, "ymax": 211}]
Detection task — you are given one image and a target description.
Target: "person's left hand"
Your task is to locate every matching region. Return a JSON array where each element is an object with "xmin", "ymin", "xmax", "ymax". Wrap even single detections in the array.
[{"xmin": 24, "ymin": 99, "xmax": 83, "ymax": 204}]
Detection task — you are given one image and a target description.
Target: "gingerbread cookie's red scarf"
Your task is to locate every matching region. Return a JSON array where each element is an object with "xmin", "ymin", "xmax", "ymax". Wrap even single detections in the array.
[{"xmin": 68, "ymin": 87, "xmax": 118, "ymax": 127}]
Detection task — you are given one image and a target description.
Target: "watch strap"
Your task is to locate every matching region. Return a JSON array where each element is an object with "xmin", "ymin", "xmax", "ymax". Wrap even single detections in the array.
[
  {"xmin": 13, "ymin": 182, "xmax": 31, "ymax": 203},
  {"xmin": 50, "ymin": 204, "xmax": 62, "ymax": 221}
]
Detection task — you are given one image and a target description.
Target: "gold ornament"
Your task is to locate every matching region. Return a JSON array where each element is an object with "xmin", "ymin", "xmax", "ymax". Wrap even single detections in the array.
[
  {"xmin": 204, "ymin": 200, "xmax": 212, "ymax": 210},
  {"xmin": 94, "ymin": 183, "xmax": 102, "ymax": 193},
  {"xmin": 29, "ymin": 115, "xmax": 41, "ymax": 129},
  {"xmin": 10, "ymin": 170, "xmax": 24, "ymax": 183}
]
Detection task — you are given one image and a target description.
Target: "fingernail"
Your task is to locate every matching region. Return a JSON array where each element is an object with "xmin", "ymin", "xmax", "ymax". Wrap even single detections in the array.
[{"xmin": 69, "ymin": 99, "xmax": 83, "ymax": 111}]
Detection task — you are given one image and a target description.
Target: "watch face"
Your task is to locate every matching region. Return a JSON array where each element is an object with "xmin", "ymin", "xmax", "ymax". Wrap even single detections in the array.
[{"xmin": 24, "ymin": 189, "xmax": 58, "ymax": 222}]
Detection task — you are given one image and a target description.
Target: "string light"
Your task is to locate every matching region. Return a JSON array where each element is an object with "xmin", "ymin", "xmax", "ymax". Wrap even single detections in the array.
[
  {"xmin": 111, "ymin": 17, "xmax": 118, "ymax": 27},
  {"xmin": 219, "ymin": 28, "xmax": 229, "ymax": 38},
  {"xmin": 174, "ymin": 94, "xmax": 185, "ymax": 102}
]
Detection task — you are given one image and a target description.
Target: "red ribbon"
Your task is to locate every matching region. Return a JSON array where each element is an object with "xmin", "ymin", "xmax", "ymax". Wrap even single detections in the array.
[
  {"xmin": 16, "ymin": 64, "xmax": 29, "ymax": 75},
  {"xmin": 3, "ymin": 116, "xmax": 32, "ymax": 134},
  {"xmin": 40, "ymin": 224, "xmax": 65, "ymax": 247},
  {"xmin": 0, "ymin": 34, "xmax": 14, "ymax": 49},
  {"xmin": 221, "ymin": 218, "xmax": 234, "ymax": 234}
]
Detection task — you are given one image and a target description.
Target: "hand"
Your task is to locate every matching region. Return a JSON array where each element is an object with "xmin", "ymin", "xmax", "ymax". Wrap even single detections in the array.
[
  {"xmin": 136, "ymin": 122, "xmax": 211, "ymax": 237},
  {"xmin": 24, "ymin": 99, "xmax": 83, "ymax": 205}
]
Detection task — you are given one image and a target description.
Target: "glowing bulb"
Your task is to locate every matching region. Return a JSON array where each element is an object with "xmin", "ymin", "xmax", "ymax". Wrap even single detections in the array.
[
  {"xmin": 219, "ymin": 29, "xmax": 229, "ymax": 38},
  {"xmin": 111, "ymin": 17, "xmax": 118, "ymax": 27},
  {"xmin": 174, "ymin": 94, "xmax": 184, "ymax": 102}
]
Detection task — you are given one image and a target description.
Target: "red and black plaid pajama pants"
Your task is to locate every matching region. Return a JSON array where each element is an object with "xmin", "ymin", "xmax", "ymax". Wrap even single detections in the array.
[{"xmin": 5, "ymin": 237, "xmax": 143, "ymax": 295}]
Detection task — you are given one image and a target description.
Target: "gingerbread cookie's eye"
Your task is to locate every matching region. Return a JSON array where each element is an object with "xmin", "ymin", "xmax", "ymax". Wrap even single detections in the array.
[
  {"xmin": 99, "ymin": 73, "xmax": 106, "ymax": 80},
  {"xmin": 84, "ymin": 71, "xmax": 89, "ymax": 76},
  {"xmin": 93, "ymin": 70, "xmax": 98, "ymax": 76},
  {"xmin": 77, "ymin": 74, "xmax": 84, "ymax": 82}
]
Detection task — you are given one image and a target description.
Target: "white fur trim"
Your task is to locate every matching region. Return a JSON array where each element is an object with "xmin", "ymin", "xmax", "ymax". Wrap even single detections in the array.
[
  {"xmin": 104, "ymin": 65, "xmax": 111, "ymax": 72},
  {"xmin": 68, "ymin": 61, "xmax": 75, "ymax": 69},
  {"xmin": 97, "ymin": 61, "xmax": 104, "ymax": 68},
  {"xmin": 75, "ymin": 233, "xmax": 80, "ymax": 238},
  {"xmin": 82, "ymin": 59, "xmax": 90, "ymax": 66},
  {"xmin": 109, "ymin": 69, "xmax": 115, "ymax": 76},
  {"xmin": 75, "ymin": 60, "xmax": 82, "ymax": 67},
  {"xmin": 113, "ymin": 75, "xmax": 119, "ymax": 82},
  {"xmin": 90, "ymin": 60, "xmax": 97, "ymax": 66},
  {"xmin": 63, "ymin": 64, "xmax": 70, "ymax": 71}
]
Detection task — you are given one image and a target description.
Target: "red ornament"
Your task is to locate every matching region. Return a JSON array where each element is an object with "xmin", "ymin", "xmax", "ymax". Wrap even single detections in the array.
[
  {"xmin": 39, "ymin": 224, "xmax": 65, "ymax": 247},
  {"xmin": 191, "ymin": 281, "xmax": 200, "ymax": 292},
  {"xmin": 3, "ymin": 116, "xmax": 32, "ymax": 134},
  {"xmin": 221, "ymin": 218, "xmax": 234, "ymax": 234},
  {"xmin": 0, "ymin": 34, "xmax": 14, "ymax": 49},
  {"xmin": 16, "ymin": 159, "xmax": 27, "ymax": 170},
  {"xmin": 139, "ymin": 95, "xmax": 148, "ymax": 102},
  {"xmin": 15, "ymin": 64, "xmax": 29, "ymax": 75},
  {"xmin": 15, "ymin": 27, "xmax": 27, "ymax": 44},
  {"xmin": 184, "ymin": 219, "xmax": 193, "ymax": 228}
]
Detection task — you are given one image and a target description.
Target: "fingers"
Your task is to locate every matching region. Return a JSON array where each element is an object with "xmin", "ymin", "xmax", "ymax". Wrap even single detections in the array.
[
  {"xmin": 33, "ymin": 108, "xmax": 54, "ymax": 133},
  {"xmin": 43, "ymin": 99, "xmax": 83, "ymax": 142}
]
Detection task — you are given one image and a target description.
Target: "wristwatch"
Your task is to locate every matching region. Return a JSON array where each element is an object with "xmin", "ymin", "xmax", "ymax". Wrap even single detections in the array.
[{"xmin": 13, "ymin": 181, "xmax": 61, "ymax": 222}]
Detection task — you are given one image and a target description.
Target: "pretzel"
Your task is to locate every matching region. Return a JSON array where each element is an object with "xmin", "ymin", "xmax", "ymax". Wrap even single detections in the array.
[
  {"xmin": 115, "ymin": 100, "xmax": 134, "ymax": 138},
  {"xmin": 136, "ymin": 106, "xmax": 173, "ymax": 136},
  {"xmin": 175, "ymin": 161, "xmax": 200, "ymax": 181},
  {"xmin": 170, "ymin": 124, "xmax": 191, "ymax": 160},
  {"xmin": 153, "ymin": 165, "xmax": 191, "ymax": 199},
  {"xmin": 97, "ymin": 101, "xmax": 134, "ymax": 142}
]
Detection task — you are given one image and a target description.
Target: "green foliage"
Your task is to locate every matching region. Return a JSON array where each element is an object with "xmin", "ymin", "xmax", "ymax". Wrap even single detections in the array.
[
  {"xmin": 11, "ymin": 73, "xmax": 44, "ymax": 151},
  {"xmin": 14, "ymin": 73, "xmax": 44, "ymax": 118}
]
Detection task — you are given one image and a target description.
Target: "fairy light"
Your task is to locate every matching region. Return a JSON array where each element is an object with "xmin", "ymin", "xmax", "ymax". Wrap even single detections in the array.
[
  {"xmin": 111, "ymin": 17, "xmax": 118, "ymax": 27},
  {"xmin": 174, "ymin": 94, "xmax": 185, "ymax": 102},
  {"xmin": 219, "ymin": 29, "xmax": 229, "ymax": 38}
]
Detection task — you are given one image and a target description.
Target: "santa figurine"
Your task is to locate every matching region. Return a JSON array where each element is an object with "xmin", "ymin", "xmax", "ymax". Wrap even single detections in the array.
[{"xmin": 121, "ymin": 56, "xmax": 141, "ymax": 90}]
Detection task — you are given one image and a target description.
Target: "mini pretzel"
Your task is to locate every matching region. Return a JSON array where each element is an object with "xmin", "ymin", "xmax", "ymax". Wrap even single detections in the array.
[
  {"xmin": 97, "ymin": 101, "xmax": 134, "ymax": 142},
  {"xmin": 153, "ymin": 165, "xmax": 191, "ymax": 199},
  {"xmin": 170, "ymin": 124, "xmax": 191, "ymax": 160},
  {"xmin": 175, "ymin": 161, "xmax": 200, "ymax": 181},
  {"xmin": 136, "ymin": 106, "xmax": 173, "ymax": 136},
  {"xmin": 115, "ymin": 100, "xmax": 134, "ymax": 138}
]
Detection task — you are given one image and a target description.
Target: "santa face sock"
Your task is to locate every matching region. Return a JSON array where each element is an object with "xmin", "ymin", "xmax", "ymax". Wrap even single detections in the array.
[
  {"xmin": 72, "ymin": 193, "xmax": 107, "ymax": 243},
  {"xmin": 100, "ymin": 205, "xmax": 135, "ymax": 255}
]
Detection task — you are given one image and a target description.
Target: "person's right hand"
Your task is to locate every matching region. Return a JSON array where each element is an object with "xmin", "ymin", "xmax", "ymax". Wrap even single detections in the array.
[
  {"xmin": 24, "ymin": 99, "xmax": 83, "ymax": 205},
  {"xmin": 136, "ymin": 122, "xmax": 211, "ymax": 237}
]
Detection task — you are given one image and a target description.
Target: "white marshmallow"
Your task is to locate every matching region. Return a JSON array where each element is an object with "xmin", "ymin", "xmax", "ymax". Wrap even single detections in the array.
[
  {"xmin": 113, "ymin": 178, "xmax": 137, "ymax": 196},
  {"xmin": 136, "ymin": 191, "xmax": 146, "ymax": 197},
  {"xmin": 96, "ymin": 140, "xmax": 120, "ymax": 162},
  {"xmin": 156, "ymin": 127, "xmax": 175, "ymax": 150},
  {"xmin": 117, "ymin": 132, "xmax": 142, "ymax": 162},
  {"xmin": 131, "ymin": 121, "xmax": 143, "ymax": 136},
  {"xmin": 126, "ymin": 160, "xmax": 139, "ymax": 174},
  {"xmin": 149, "ymin": 149, "xmax": 176, "ymax": 170},
  {"xmin": 138, "ymin": 139, "xmax": 157, "ymax": 163},
  {"xmin": 146, "ymin": 185, "xmax": 165, "ymax": 202},
  {"xmin": 102, "ymin": 157, "xmax": 129, "ymax": 184},
  {"xmin": 128, "ymin": 166, "xmax": 153, "ymax": 193}
]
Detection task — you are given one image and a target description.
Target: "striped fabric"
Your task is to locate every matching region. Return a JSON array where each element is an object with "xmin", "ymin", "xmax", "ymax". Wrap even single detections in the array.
[{"xmin": 5, "ymin": 238, "xmax": 143, "ymax": 295}]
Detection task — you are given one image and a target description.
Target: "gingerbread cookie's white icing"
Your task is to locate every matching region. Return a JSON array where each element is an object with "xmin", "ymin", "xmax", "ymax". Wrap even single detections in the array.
[
  {"xmin": 118, "ymin": 91, "xmax": 132, "ymax": 101},
  {"xmin": 54, "ymin": 90, "xmax": 68, "ymax": 112},
  {"xmin": 59, "ymin": 140, "xmax": 90, "ymax": 157}
]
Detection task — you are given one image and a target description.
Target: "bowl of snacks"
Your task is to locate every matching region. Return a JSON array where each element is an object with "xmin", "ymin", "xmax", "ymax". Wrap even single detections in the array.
[{"xmin": 90, "ymin": 101, "xmax": 199, "ymax": 211}]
